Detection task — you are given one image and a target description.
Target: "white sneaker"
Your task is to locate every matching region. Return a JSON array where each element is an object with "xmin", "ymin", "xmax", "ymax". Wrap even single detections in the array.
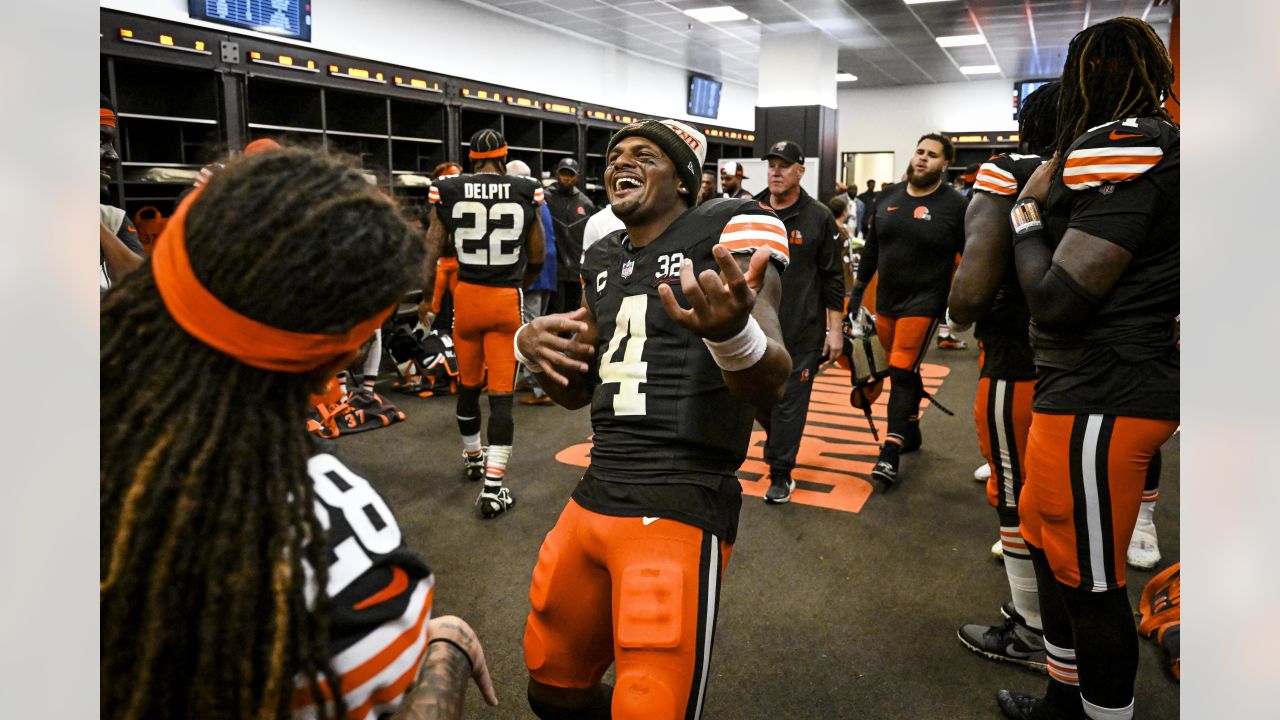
[
  {"xmin": 974, "ymin": 463, "xmax": 991, "ymax": 482},
  {"xmin": 991, "ymin": 538, "xmax": 1004, "ymax": 561},
  {"xmin": 1127, "ymin": 517, "xmax": 1161, "ymax": 569}
]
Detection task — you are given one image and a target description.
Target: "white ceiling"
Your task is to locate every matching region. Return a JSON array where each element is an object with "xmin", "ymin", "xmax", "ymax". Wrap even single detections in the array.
[{"xmin": 461, "ymin": 0, "xmax": 1174, "ymax": 88}]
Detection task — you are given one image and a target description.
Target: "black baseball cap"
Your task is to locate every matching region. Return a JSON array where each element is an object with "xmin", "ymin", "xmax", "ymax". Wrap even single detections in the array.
[
  {"xmin": 763, "ymin": 140, "xmax": 804, "ymax": 165},
  {"xmin": 555, "ymin": 158, "xmax": 580, "ymax": 174}
]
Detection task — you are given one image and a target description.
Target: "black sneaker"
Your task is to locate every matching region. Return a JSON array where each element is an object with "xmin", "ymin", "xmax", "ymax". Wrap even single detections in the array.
[
  {"xmin": 764, "ymin": 476, "xmax": 795, "ymax": 504},
  {"xmin": 463, "ymin": 450, "xmax": 485, "ymax": 482},
  {"xmin": 477, "ymin": 486, "xmax": 516, "ymax": 518},
  {"xmin": 870, "ymin": 446, "xmax": 900, "ymax": 489},
  {"xmin": 997, "ymin": 690, "xmax": 1042, "ymax": 720},
  {"xmin": 957, "ymin": 613, "xmax": 1048, "ymax": 672},
  {"xmin": 996, "ymin": 689, "xmax": 1083, "ymax": 720}
]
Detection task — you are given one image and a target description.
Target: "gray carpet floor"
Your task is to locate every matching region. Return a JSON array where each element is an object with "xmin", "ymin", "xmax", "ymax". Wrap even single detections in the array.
[{"xmin": 338, "ymin": 338, "xmax": 1179, "ymax": 719}]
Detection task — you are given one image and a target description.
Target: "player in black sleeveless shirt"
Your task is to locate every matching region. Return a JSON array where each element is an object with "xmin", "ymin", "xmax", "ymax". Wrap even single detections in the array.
[
  {"xmin": 949, "ymin": 81, "xmax": 1062, "ymax": 675},
  {"xmin": 997, "ymin": 18, "xmax": 1179, "ymax": 720}
]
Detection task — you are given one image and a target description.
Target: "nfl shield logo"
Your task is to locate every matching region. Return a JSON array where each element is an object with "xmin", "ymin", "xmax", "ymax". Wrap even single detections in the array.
[{"xmin": 621, "ymin": 259, "xmax": 634, "ymax": 279}]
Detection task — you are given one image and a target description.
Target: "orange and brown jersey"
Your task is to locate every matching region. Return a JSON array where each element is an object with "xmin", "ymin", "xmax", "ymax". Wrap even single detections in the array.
[
  {"xmin": 1035, "ymin": 117, "xmax": 1179, "ymax": 420},
  {"xmin": 574, "ymin": 197, "xmax": 786, "ymax": 543},
  {"xmin": 429, "ymin": 173, "xmax": 544, "ymax": 288},
  {"xmin": 291, "ymin": 450, "xmax": 434, "ymax": 720},
  {"xmin": 971, "ymin": 153, "xmax": 1044, "ymax": 381}
]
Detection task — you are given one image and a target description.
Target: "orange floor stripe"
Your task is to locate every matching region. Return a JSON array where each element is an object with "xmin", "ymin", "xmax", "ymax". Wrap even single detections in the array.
[{"xmin": 558, "ymin": 363, "xmax": 952, "ymax": 515}]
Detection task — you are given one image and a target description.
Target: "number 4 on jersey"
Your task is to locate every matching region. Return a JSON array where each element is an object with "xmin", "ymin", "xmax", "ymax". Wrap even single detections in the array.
[{"xmin": 599, "ymin": 295, "xmax": 648, "ymax": 416}]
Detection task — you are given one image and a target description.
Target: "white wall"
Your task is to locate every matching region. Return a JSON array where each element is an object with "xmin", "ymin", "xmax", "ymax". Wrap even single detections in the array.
[
  {"xmin": 100, "ymin": 0, "xmax": 758, "ymax": 129},
  {"xmin": 837, "ymin": 79, "xmax": 1016, "ymax": 177}
]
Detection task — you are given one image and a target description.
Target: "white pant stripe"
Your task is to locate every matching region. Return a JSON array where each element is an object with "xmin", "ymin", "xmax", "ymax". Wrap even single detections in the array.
[
  {"xmin": 691, "ymin": 537, "xmax": 719, "ymax": 720},
  {"xmin": 1081, "ymin": 414, "xmax": 1109, "ymax": 592},
  {"xmin": 993, "ymin": 380, "xmax": 1016, "ymax": 506}
]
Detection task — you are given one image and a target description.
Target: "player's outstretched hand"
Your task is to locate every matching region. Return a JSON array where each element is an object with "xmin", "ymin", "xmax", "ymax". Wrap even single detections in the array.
[
  {"xmin": 516, "ymin": 307, "xmax": 596, "ymax": 386},
  {"xmin": 659, "ymin": 245, "xmax": 770, "ymax": 342},
  {"xmin": 425, "ymin": 615, "xmax": 498, "ymax": 707},
  {"xmin": 1018, "ymin": 152, "xmax": 1060, "ymax": 203}
]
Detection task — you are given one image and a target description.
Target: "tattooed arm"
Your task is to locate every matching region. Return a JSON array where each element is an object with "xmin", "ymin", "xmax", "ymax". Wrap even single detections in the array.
[{"xmin": 392, "ymin": 615, "xmax": 498, "ymax": 720}]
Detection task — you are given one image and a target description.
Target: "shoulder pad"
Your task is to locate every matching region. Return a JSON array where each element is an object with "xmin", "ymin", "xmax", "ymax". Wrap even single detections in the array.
[
  {"xmin": 1062, "ymin": 118, "xmax": 1174, "ymax": 190},
  {"xmin": 716, "ymin": 201, "xmax": 788, "ymax": 270},
  {"xmin": 974, "ymin": 153, "xmax": 1042, "ymax": 196}
]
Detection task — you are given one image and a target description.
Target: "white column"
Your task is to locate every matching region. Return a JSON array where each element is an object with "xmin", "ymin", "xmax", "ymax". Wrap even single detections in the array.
[{"xmin": 756, "ymin": 30, "xmax": 838, "ymax": 109}]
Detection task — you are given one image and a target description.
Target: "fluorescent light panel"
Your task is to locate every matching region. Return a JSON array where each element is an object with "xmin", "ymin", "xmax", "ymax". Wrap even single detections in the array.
[
  {"xmin": 904, "ymin": 0, "xmax": 960, "ymax": 4},
  {"xmin": 960, "ymin": 65, "xmax": 1002, "ymax": 75},
  {"xmin": 683, "ymin": 6, "xmax": 749, "ymax": 23},
  {"xmin": 836, "ymin": 72, "xmax": 858, "ymax": 82},
  {"xmin": 936, "ymin": 34, "xmax": 985, "ymax": 47}
]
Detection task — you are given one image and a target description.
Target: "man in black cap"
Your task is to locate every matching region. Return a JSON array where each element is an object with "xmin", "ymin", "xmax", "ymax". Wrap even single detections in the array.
[
  {"xmin": 720, "ymin": 160, "xmax": 753, "ymax": 199},
  {"xmin": 516, "ymin": 118, "xmax": 791, "ymax": 720},
  {"xmin": 754, "ymin": 140, "xmax": 846, "ymax": 503},
  {"xmin": 545, "ymin": 157, "xmax": 597, "ymax": 313}
]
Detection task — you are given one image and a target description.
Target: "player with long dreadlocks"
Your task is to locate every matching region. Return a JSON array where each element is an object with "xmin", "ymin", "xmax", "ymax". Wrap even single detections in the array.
[
  {"xmin": 948, "ymin": 80, "xmax": 1062, "ymax": 674},
  {"xmin": 101, "ymin": 148, "xmax": 496, "ymax": 720},
  {"xmin": 996, "ymin": 17, "xmax": 1178, "ymax": 720}
]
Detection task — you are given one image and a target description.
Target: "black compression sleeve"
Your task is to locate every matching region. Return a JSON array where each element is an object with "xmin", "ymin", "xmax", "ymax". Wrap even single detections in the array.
[{"xmin": 1031, "ymin": 263, "xmax": 1103, "ymax": 331}]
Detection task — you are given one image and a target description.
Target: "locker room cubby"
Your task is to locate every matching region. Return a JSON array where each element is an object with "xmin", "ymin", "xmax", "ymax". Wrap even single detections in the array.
[{"xmin": 105, "ymin": 56, "xmax": 225, "ymax": 216}]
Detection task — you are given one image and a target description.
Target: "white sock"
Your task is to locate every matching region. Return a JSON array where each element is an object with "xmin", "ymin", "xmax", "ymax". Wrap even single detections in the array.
[
  {"xmin": 1137, "ymin": 500, "xmax": 1156, "ymax": 526},
  {"xmin": 1001, "ymin": 525, "xmax": 1041, "ymax": 630},
  {"xmin": 938, "ymin": 322, "xmax": 951, "ymax": 337},
  {"xmin": 1082, "ymin": 696, "xmax": 1134, "ymax": 720},
  {"xmin": 362, "ymin": 328, "xmax": 382, "ymax": 378},
  {"xmin": 461, "ymin": 432, "xmax": 482, "ymax": 454},
  {"xmin": 336, "ymin": 371, "xmax": 350, "ymax": 397},
  {"xmin": 485, "ymin": 444, "xmax": 511, "ymax": 489}
]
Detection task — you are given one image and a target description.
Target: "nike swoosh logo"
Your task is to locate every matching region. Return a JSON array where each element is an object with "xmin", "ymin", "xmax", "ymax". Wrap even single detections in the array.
[
  {"xmin": 886, "ymin": 206, "xmax": 899, "ymax": 212},
  {"xmin": 353, "ymin": 566, "xmax": 409, "ymax": 610},
  {"xmin": 642, "ymin": 516, "xmax": 659, "ymax": 526},
  {"xmin": 1109, "ymin": 130, "xmax": 1143, "ymax": 140}
]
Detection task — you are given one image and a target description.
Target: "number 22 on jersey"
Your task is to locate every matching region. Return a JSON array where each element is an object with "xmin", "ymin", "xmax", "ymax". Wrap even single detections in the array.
[
  {"xmin": 452, "ymin": 200, "xmax": 525, "ymax": 266},
  {"xmin": 599, "ymin": 294, "xmax": 648, "ymax": 416}
]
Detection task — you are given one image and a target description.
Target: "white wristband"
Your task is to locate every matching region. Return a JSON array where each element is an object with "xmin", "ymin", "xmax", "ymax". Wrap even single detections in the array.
[
  {"xmin": 513, "ymin": 324, "xmax": 544, "ymax": 373},
  {"xmin": 703, "ymin": 315, "xmax": 768, "ymax": 371},
  {"xmin": 945, "ymin": 308, "xmax": 973, "ymax": 334}
]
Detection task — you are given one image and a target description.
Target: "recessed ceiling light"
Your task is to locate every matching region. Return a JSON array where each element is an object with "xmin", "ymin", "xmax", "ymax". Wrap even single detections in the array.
[
  {"xmin": 836, "ymin": 72, "xmax": 858, "ymax": 82},
  {"xmin": 904, "ymin": 0, "xmax": 960, "ymax": 4},
  {"xmin": 960, "ymin": 65, "xmax": 1002, "ymax": 75},
  {"xmin": 683, "ymin": 6, "xmax": 749, "ymax": 23},
  {"xmin": 936, "ymin": 34, "xmax": 985, "ymax": 47}
]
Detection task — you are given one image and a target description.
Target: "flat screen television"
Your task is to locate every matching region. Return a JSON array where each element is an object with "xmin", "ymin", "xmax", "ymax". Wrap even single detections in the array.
[
  {"xmin": 189, "ymin": 0, "xmax": 313, "ymax": 41},
  {"xmin": 688, "ymin": 74, "xmax": 722, "ymax": 119},
  {"xmin": 1012, "ymin": 79, "xmax": 1053, "ymax": 120}
]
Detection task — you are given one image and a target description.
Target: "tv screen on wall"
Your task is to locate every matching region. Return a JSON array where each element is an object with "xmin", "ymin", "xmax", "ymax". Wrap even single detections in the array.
[
  {"xmin": 189, "ymin": 0, "xmax": 313, "ymax": 41},
  {"xmin": 1012, "ymin": 79, "xmax": 1053, "ymax": 120},
  {"xmin": 688, "ymin": 74, "xmax": 722, "ymax": 119}
]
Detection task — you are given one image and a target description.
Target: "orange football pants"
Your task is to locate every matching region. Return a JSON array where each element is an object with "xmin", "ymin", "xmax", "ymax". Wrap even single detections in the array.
[
  {"xmin": 430, "ymin": 256, "xmax": 460, "ymax": 314},
  {"xmin": 451, "ymin": 281, "xmax": 521, "ymax": 392},
  {"xmin": 874, "ymin": 315, "xmax": 938, "ymax": 371},
  {"xmin": 1020, "ymin": 412, "xmax": 1177, "ymax": 591},
  {"xmin": 974, "ymin": 377, "xmax": 1036, "ymax": 513},
  {"xmin": 524, "ymin": 499, "xmax": 732, "ymax": 720}
]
